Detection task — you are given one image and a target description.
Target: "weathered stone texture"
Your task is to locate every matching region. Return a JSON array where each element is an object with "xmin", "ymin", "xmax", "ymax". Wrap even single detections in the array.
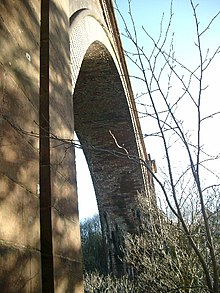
[
  {"xmin": 0, "ymin": 0, "xmax": 154, "ymax": 291},
  {"xmin": 0, "ymin": 0, "xmax": 41, "ymax": 291},
  {"xmin": 0, "ymin": 244, "xmax": 42, "ymax": 293},
  {"xmin": 49, "ymin": 0, "xmax": 83, "ymax": 291}
]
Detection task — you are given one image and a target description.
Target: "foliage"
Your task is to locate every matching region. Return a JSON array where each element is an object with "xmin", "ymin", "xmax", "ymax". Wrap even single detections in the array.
[
  {"xmin": 123, "ymin": 193, "xmax": 211, "ymax": 293},
  {"xmin": 84, "ymin": 272, "xmax": 135, "ymax": 293},
  {"xmin": 80, "ymin": 215, "xmax": 107, "ymax": 274},
  {"xmin": 81, "ymin": 216, "xmax": 136, "ymax": 292},
  {"xmin": 82, "ymin": 1, "xmax": 220, "ymax": 292},
  {"xmin": 82, "ymin": 199, "xmax": 220, "ymax": 292},
  {"xmin": 114, "ymin": 0, "xmax": 220, "ymax": 291}
]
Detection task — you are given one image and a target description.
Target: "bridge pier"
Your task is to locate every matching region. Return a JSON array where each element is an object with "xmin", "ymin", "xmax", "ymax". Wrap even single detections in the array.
[{"xmin": 0, "ymin": 0, "xmax": 155, "ymax": 291}]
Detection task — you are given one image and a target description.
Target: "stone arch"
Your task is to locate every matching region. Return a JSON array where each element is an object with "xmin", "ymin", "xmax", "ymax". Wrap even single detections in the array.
[
  {"xmin": 69, "ymin": 10, "xmax": 123, "ymax": 90},
  {"xmin": 73, "ymin": 40, "xmax": 143, "ymax": 229},
  {"xmin": 70, "ymin": 13, "xmax": 147, "ymax": 273}
]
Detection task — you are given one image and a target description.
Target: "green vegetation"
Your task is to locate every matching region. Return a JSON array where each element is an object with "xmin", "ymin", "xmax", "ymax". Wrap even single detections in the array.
[{"xmin": 80, "ymin": 215, "xmax": 107, "ymax": 275}]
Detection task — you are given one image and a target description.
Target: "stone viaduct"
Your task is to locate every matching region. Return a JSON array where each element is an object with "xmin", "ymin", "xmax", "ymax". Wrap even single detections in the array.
[{"xmin": 0, "ymin": 0, "xmax": 155, "ymax": 292}]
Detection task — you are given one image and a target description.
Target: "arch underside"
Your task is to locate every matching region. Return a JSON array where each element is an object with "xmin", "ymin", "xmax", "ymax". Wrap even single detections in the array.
[
  {"xmin": 73, "ymin": 41, "xmax": 145, "ymax": 233},
  {"xmin": 70, "ymin": 8, "xmax": 149, "ymax": 275}
]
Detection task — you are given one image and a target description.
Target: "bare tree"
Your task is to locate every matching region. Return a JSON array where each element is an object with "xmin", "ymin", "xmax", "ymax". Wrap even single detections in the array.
[
  {"xmin": 114, "ymin": 0, "xmax": 220, "ymax": 292},
  {"xmin": 123, "ymin": 193, "xmax": 207, "ymax": 293},
  {"xmin": 2, "ymin": 1, "xmax": 220, "ymax": 291}
]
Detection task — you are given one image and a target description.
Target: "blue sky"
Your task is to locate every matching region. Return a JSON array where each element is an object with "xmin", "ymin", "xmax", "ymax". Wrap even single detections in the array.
[
  {"xmin": 116, "ymin": 0, "xmax": 220, "ymax": 74},
  {"xmin": 77, "ymin": 0, "xmax": 220, "ymax": 220}
]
